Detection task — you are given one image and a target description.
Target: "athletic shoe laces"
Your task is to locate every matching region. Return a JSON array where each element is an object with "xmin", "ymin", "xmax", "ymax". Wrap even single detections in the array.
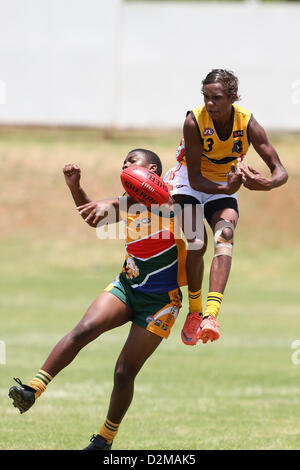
[{"xmin": 12, "ymin": 377, "xmax": 36, "ymax": 393}]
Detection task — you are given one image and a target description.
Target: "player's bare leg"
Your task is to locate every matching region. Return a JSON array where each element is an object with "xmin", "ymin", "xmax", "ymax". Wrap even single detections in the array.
[
  {"xmin": 84, "ymin": 323, "xmax": 162, "ymax": 450},
  {"xmin": 208, "ymin": 207, "xmax": 238, "ymax": 294},
  {"xmin": 181, "ymin": 237, "xmax": 207, "ymax": 345},
  {"xmin": 186, "ymin": 238, "xmax": 206, "ymax": 293},
  {"xmin": 41, "ymin": 292, "xmax": 131, "ymax": 377},
  {"xmin": 9, "ymin": 292, "xmax": 132, "ymax": 413},
  {"xmin": 107, "ymin": 323, "xmax": 162, "ymax": 423},
  {"xmin": 198, "ymin": 208, "xmax": 238, "ymax": 344},
  {"xmin": 173, "ymin": 197, "xmax": 207, "ymax": 345}
]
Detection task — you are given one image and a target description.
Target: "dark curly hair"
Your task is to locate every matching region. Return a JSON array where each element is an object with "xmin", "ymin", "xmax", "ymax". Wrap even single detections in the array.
[
  {"xmin": 202, "ymin": 69, "xmax": 241, "ymax": 102},
  {"xmin": 127, "ymin": 149, "xmax": 162, "ymax": 176}
]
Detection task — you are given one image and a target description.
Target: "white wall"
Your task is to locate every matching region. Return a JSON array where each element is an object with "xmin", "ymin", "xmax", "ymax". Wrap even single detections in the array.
[
  {"xmin": 120, "ymin": 1, "xmax": 300, "ymax": 130},
  {"xmin": 0, "ymin": 0, "xmax": 299, "ymax": 130},
  {"xmin": 0, "ymin": 0, "xmax": 122, "ymax": 126}
]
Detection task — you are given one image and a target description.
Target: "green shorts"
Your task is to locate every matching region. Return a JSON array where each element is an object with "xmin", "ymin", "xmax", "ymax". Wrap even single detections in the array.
[{"xmin": 104, "ymin": 275, "xmax": 182, "ymax": 339}]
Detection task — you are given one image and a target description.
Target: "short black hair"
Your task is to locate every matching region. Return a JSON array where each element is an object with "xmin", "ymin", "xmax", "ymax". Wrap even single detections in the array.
[
  {"xmin": 202, "ymin": 69, "xmax": 241, "ymax": 102},
  {"xmin": 128, "ymin": 148, "xmax": 162, "ymax": 176}
]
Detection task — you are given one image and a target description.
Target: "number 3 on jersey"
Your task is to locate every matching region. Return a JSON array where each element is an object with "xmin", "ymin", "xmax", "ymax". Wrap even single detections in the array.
[{"xmin": 203, "ymin": 138, "xmax": 214, "ymax": 152}]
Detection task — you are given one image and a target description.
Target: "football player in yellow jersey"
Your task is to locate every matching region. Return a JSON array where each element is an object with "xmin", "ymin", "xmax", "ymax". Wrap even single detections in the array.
[
  {"xmin": 9, "ymin": 149, "xmax": 186, "ymax": 450},
  {"xmin": 164, "ymin": 69, "xmax": 288, "ymax": 345}
]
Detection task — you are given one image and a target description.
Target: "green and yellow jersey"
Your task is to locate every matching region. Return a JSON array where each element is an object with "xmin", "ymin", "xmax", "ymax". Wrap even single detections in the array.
[
  {"xmin": 104, "ymin": 199, "xmax": 187, "ymax": 339},
  {"xmin": 115, "ymin": 201, "xmax": 187, "ymax": 293}
]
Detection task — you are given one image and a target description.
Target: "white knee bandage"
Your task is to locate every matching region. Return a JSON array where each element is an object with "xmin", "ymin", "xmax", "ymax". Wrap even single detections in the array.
[{"xmin": 214, "ymin": 219, "xmax": 235, "ymax": 257}]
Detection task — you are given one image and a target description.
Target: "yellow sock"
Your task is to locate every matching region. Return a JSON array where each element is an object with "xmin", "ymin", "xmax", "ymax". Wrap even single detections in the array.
[
  {"xmin": 203, "ymin": 292, "xmax": 223, "ymax": 319},
  {"xmin": 29, "ymin": 369, "xmax": 53, "ymax": 399},
  {"xmin": 99, "ymin": 417, "xmax": 120, "ymax": 444},
  {"xmin": 188, "ymin": 288, "xmax": 202, "ymax": 313}
]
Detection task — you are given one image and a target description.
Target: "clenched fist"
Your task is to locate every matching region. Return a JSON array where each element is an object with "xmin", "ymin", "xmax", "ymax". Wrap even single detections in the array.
[{"xmin": 63, "ymin": 163, "xmax": 81, "ymax": 188}]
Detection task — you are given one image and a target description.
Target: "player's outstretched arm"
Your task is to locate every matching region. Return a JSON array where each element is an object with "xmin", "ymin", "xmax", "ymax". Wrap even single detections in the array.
[
  {"xmin": 77, "ymin": 198, "xmax": 121, "ymax": 228},
  {"xmin": 77, "ymin": 194, "xmax": 170, "ymax": 228},
  {"xmin": 241, "ymin": 117, "xmax": 288, "ymax": 191},
  {"xmin": 184, "ymin": 113, "xmax": 241, "ymax": 195},
  {"xmin": 63, "ymin": 163, "xmax": 92, "ymax": 206}
]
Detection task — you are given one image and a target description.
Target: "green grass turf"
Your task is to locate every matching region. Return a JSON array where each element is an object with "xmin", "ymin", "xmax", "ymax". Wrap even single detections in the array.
[
  {"xmin": 0, "ymin": 128, "xmax": 299, "ymax": 450},
  {"xmin": 1, "ymin": 236, "xmax": 299, "ymax": 450}
]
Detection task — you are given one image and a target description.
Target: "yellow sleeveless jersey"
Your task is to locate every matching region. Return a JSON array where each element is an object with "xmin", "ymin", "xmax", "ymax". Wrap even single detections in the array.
[{"xmin": 177, "ymin": 104, "xmax": 253, "ymax": 182}]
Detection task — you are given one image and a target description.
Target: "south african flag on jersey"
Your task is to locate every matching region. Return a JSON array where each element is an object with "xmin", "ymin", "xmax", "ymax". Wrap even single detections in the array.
[{"xmin": 120, "ymin": 204, "xmax": 187, "ymax": 294}]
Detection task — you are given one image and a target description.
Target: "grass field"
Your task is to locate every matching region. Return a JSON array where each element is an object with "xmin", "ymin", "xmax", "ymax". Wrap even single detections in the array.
[{"xmin": 0, "ymin": 127, "xmax": 300, "ymax": 450}]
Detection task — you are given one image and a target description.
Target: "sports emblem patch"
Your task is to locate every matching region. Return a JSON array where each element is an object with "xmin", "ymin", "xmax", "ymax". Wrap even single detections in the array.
[
  {"xmin": 233, "ymin": 130, "xmax": 244, "ymax": 138},
  {"xmin": 203, "ymin": 128, "xmax": 214, "ymax": 136},
  {"xmin": 232, "ymin": 140, "xmax": 243, "ymax": 154},
  {"xmin": 125, "ymin": 255, "xmax": 140, "ymax": 279}
]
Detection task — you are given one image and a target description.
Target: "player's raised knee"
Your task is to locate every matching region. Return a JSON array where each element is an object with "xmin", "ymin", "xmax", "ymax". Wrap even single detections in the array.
[
  {"xmin": 114, "ymin": 363, "xmax": 137, "ymax": 390},
  {"xmin": 69, "ymin": 319, "xmax": 101, "ymax": 345},
  {"xmin": 213, "ymin": 219, "xmax": 235, "ymax": 258}
]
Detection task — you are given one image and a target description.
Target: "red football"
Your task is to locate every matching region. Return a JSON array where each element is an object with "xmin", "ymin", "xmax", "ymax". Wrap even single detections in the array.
[{"xmin": 121, "ymin": 165, "xmax": 170, "ymax": 206}]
